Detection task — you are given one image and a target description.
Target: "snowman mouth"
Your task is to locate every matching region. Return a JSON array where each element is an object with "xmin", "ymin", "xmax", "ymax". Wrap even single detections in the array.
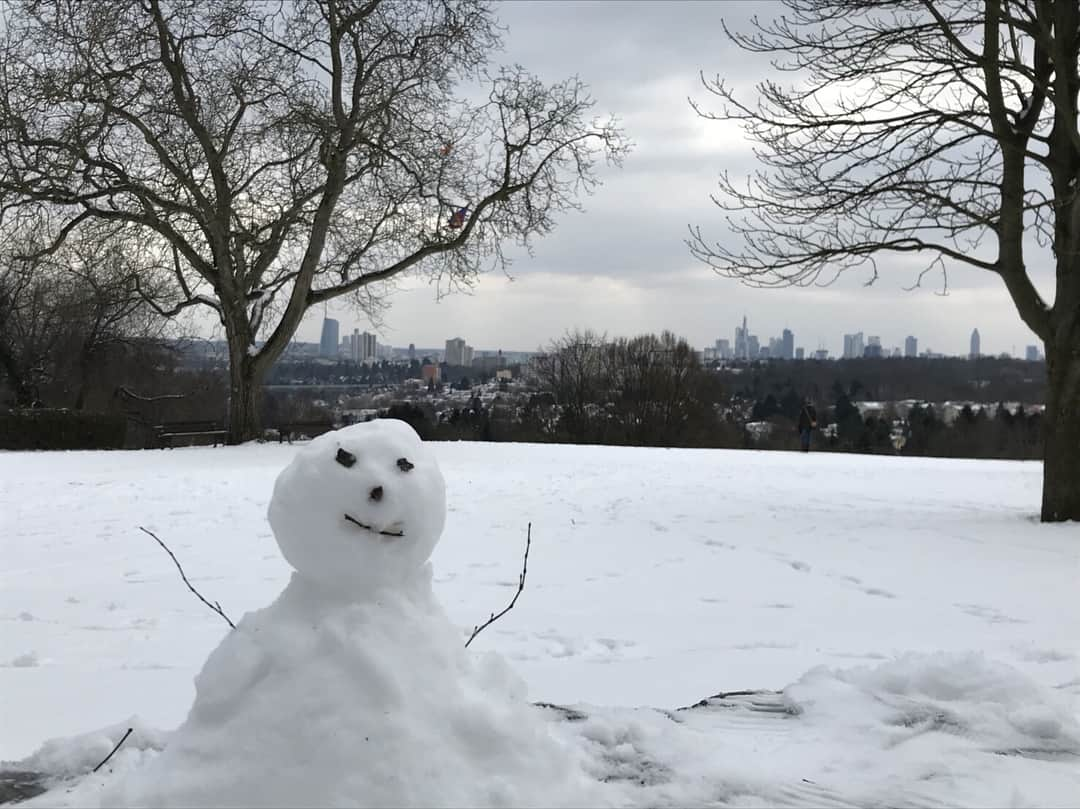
[{"xmin": 344, "ymin": 513, "xmax": 404, "ymax": 538}]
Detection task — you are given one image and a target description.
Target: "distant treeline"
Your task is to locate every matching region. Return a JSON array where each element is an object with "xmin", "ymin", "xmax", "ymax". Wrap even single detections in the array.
[
  {"xmin": 717, "ymin": 355, "xmax": 1045, "ymax": 407},
  {"xmin": 396, "ymin": 333, "xmax": 1045, "ymax": 461}
]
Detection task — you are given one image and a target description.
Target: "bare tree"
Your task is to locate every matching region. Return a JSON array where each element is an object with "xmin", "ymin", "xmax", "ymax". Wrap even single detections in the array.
[
  {"xmin": 0, "ymin": 219, "xmax": 169, "ymax": 409},
  {"xmin": 606, "ymin": 331, "xmax": 703, "ymax": 446},
  {"xmin": 530, "ymin": 329, "xmax": 610, "ymax": 441},
  {"xmin": 0, "ymin": 0, "xmax": 627, "ymax": 442},
  {"xmin": 0, "ymin": 262, "xmax": 53, "ymax": 407},
  {"xmin": 689, "ymin": 0, "xmax": 1080, "ymax": 522}
]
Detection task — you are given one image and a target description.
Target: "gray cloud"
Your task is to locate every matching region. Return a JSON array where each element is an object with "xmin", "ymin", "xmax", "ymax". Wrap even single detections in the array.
[{"xmin": 307, "ymin": 0, "xmax": 1045, "ymax": 360}]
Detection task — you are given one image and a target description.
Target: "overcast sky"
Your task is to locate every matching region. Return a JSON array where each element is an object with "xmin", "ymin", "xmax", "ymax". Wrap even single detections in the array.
[{"xmin": 302, "ymin": 0, "xmax": 1047, "ymax": 358}]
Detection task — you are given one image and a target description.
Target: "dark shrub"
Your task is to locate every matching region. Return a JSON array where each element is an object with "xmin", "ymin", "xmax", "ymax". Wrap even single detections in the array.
[{"xmin": 0, "ymin": 409, "xmax": 127, "ymax": 450}]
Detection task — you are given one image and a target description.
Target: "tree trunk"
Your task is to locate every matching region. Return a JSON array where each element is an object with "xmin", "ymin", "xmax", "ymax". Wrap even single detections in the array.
[
  {"xmin": 74, "ymin": 350, "xmax": 93, "ymax": 411},
  {"xmin": 1041, "ymin": 338, "xmax": 1080, "ymax": 522},
  {"xmin": 226, "ymin": 340, "xmax": 265, "ymax": 445}
]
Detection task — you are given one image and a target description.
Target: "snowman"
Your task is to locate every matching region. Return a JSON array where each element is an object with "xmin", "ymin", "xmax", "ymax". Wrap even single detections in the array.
[{"xmin": 105, "ymin": 419, "xmax": 600, "ymax": 808}]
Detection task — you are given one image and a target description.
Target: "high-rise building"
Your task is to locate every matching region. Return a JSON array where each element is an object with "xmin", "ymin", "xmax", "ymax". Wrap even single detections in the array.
[
  {"xmin": 795, "ymin": 347, "xmax": 805, "ymax": 360},
  {"xmin": 350, "ymin": 328, "xmax": 360, "ymax": 362},
  {"xmin": 734, "ymin": 315, "xmax": 749, "ymax": 361},
  {"xmin": 408, "ymin": 343, "xmax": 416, "ymax": 363},
  {"xmin": 781, "ymin": 328, "xmax": 795, "ymax": 360},
  {"xmin": 1025, "ymin": 344, "xmax": 1040, "ymax": 362},
  {"xmin": 360, "ymin": 331, "xmax": 377, "ymax": 362},
  {"xmin": 842, "ymin": 332, "xmax": 864, "ymax": 359},
  {"xmin": 905, "ymin": 336, "xmax": 918, "ymax": 358},
  {"xmin": 319, "ymin": 317, "xmax": 340, "ymax": 358},
  {"xmin": 715, "ymin": 338, "xmax": 732, "ymax": 359},
  {"xmin": 747, "ymin": 335, "xmax": 760, "ymax": 360},
  {"xmin": 970, "ymin": 328, "xmax": 981, "ymax": 359},
  {"xmin": 445, "ymin": 337, "xmax": 466, "ymax": 366}
]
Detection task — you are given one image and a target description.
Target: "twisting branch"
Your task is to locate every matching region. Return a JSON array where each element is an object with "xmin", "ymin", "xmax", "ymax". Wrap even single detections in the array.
[
  {"xmin": 139, "ymin": 526, "xmax": 235, "ymax": 629},
  {"xmin": 465, "ymin": 523, "xmax": 531, "ymax": 649},
  {"xmin": 115, "ymin": 386, "xmax": 186, "ymax": 402},
  {"xmin": 92, "ymin": 727, "xmax": 133, "ymax": 773}
]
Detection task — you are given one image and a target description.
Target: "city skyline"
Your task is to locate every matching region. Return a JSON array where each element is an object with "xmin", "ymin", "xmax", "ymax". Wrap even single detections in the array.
[{"xmin": 310, "ymin": 315, "xmax": 1040, "ymax": 363}]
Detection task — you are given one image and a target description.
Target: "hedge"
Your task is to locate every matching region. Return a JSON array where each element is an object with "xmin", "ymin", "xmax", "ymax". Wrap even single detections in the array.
[{"xmin": 0, "ymin": 409, "xmax": 127, "ymax": 450}]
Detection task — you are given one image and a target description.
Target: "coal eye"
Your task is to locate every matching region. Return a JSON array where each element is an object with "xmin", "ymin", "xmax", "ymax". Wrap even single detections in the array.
[
  {"xmin": 369, "ymin": 486, "xmax": 383, "ymax": 502},
  {"xmin": 336, "ymin": 448, "xmax": 356, "ymax": 468},
  {"xmin": 396, "ymin": 457, "xmax": 414, "ymax": 472}
]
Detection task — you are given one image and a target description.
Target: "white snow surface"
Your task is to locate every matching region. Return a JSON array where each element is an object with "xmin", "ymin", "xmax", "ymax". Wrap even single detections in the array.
[{"xmin": 2, "ymin": 436, "xmax": 1079, "ymax": 806}]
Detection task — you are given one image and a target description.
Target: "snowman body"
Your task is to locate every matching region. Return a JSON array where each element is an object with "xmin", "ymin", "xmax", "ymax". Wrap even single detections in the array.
[{"xmin": 106, "ymin": 420, "xmax": 595, "ymax": 808}]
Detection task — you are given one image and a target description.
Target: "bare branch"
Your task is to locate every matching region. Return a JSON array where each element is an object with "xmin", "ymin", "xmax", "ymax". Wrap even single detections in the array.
[
  {"xmin": 92, "ymin": 728, "xmax": 133, "ymax": 773},
  {"xmin": 465, "ymin": 522, "xmax": 530, "ymax": 648},
  {"xmin": 139, "ymin": 526, "xmax": 235, "ymax": 630},
  {"xmin": 115, "ymin": 386, "xmax": 186, "ymax": 402},
  {"xmin": 690, "ymin": 0, "xmax": 1058, "ymax": 341}
]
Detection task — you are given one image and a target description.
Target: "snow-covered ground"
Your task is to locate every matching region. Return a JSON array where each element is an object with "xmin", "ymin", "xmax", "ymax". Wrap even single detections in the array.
[{"xmin": 2, "ymin": 440, "xmax": 1078, "ymax": 806}]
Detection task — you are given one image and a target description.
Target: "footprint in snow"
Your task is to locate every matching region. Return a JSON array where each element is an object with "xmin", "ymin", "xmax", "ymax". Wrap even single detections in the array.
[{"xmin": 863, "ymin": 587, "xmax": 897, "ymax": 599}]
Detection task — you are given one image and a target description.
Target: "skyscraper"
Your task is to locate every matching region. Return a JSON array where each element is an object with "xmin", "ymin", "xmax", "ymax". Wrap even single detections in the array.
[
  {"xmin": 781, "ymin": 328, "xmax": 795, "ymax": 360},
  {"xmin": 843, "ymin": 332, "xmax": 864, "ymax": 359},
  {"xmin": 319, "ymin": 317, "xmax": 340, "ymax": 358},
  {"xmin": 445, "ymin": 337, "xmax": 466, "ymax": 366},
  {"xmin": 905, "ymin": 336, "xmax": 918, "ymax": 358},
  {"xmin": 970, "ymin": 328, "xmax": 981, "ymax": 359},
  {"xmin": 361, "ymin": 331, "xmax": 377, "ymax": 362},
  {"xmin": 1026, "ymin": 345, "xmax": 1040, "ymax": 361},
  {"xmin": 734, "ymin": 315, "xmax": 749, "ymax": 361}
]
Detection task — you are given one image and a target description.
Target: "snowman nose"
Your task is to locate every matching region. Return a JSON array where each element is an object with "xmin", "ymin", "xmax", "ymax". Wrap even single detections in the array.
[{"xmin": 369, "ymin": 486, "xmax": 383, "ymax": 502}]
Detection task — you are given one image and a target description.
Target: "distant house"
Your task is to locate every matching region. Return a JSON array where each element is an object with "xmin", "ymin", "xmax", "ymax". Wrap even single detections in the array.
[{"xmin": 745, "ymin": 421, "xmax": 774, "ymax": 441}]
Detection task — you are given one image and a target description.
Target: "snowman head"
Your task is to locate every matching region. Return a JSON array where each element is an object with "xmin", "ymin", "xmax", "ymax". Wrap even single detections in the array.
[{"xmin": 268, "ymin": 419, "xmax": 446, "ymax": 594}]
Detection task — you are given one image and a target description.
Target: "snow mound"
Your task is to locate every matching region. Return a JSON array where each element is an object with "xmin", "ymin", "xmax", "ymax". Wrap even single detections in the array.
[
  {"xmin": 785, "ymin": 651, "xmax": 1080, "ymax": 757},
  {"xmin": 12, "ymin": 719, "xmax": 165, "ymax": 779},
  {"xmin": 11, "ymin": 652, "xmax": 1080, "ymax": 808},
  {"xmin": 99, "ymin": 574, "xmax": 598, "ymax": 808},
  {"xmin": 2, "ymin": 719, "xmax": 165, "ymax": 807},
  {"xmin": 90, "ymin": 421, "xmax": 599, "ymax": 808}
]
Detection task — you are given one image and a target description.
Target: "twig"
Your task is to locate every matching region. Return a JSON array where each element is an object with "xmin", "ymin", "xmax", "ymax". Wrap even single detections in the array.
[
  {"xmin": 139, "ymin": 526, "xmax": 235, "ymax": 629},
  {"xmin": 92, "ymin": 727, "xmax": 133, "ymax": 773},
  {"xmin": 465, "ymin": 523, "xmax": 531, "ymax": 648},
  {"xmin": 114, "ymin": 386, "xmax": 186, "ymax": 402}
]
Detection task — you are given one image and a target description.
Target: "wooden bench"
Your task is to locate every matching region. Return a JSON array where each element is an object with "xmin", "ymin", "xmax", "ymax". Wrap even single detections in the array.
[
  {"xmin": 274, "ymin": 421, "xmax": 335, "ymax": 443},
  {"xmin": 154, "ymin": 420, "xmax": 227, "ymax": 448}
]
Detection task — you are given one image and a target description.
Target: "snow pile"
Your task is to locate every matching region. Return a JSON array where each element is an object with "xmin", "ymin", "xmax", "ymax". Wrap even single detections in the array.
[
  {"xmin": 785, "ymin": 651, "xmax": 1080, "ymax": 757},
  {"xmin": 16, "ymin": 720, "xmax": 165, "ymax": 779},
  {"xmin": 536, "ymin": 652, "xmax": 1080, "ymax": 807},
  {"xmin": 96, "ymin": 420, "xmax": 598, "ymax": 808}
]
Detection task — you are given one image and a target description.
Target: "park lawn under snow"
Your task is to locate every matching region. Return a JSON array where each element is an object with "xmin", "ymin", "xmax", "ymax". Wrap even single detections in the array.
[{"xmin": 1, "ymin": 439, "xmax": 1078, "ymax": 806}]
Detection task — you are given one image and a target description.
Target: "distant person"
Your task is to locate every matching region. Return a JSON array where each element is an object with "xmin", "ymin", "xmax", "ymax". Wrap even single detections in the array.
[{"xmin": 797, "ymin": 399, "xmax": 817, "ymax": 453}]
